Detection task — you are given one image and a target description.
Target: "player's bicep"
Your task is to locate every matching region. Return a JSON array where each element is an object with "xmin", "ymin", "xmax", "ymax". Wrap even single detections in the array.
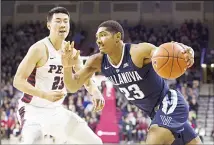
[
  {"xmin": 15, "ymin": 45, "xmax": 42, "ymax": 80},
  {"xmin": 138, "ymin": 43, "xmax": 158, "ymax": 59}
]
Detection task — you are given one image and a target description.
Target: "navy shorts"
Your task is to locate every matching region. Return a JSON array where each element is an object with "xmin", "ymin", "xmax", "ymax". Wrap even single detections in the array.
[{"xmin": 151, "ymin": 89, "xmax": 198, "ymax": 144}]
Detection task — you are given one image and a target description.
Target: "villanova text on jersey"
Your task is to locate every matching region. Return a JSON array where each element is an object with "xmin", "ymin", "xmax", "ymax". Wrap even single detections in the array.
[
  {"xmin": 107, "ymin": 71, "xmax": 143, "ymax": 85},
  {"xmin": 101, "ymin": 43, "xmax": 169, "ymax": 118}
]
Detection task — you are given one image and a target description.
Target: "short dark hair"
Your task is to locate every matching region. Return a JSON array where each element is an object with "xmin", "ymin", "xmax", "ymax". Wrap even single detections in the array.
[
  {"xmin": 98, "ymin": 20, "xmax": 124, "ymax": 40},
  {"xmin": 47, "ymin": 6, "xmax": 70, "ymax": 22}
]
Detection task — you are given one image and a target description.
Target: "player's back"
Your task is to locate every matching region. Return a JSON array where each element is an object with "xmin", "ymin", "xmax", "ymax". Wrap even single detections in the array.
[
  {"xmin": 101, "ymin": 43, "xmax": 169, "ymax": 117},
  {"xmin": 20, "ymin": 37, "xmax": 66, "ymax": 108}
]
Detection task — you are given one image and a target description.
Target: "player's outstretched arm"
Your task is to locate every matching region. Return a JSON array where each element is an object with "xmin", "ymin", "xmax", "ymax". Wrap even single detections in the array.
[
  {"xmin": 72, "ymin": 54, "xmax": 102, "ymax": 96},
  {"xmin": 63, "ymin": 53, "xmax": 102, "ymax": 93},
  {"xmin": 135, "ymin": 42, "xmax": 194, "ymax": 68},
  {"xmin": 13, "ymin": 43, "xmax": 45, "ymax": 97},
  {"xmin": 73, "ymin": 56, "xmax": 105, "ymax": 111}
]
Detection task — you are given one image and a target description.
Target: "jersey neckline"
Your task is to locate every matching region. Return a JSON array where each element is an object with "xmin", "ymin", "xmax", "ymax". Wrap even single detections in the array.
[
  {"xmin": 107, "ymin": 43, "xmax": 125, "ymax": 68},
  {"xmin": 46, "ymin": 37, "xmax": 63, "ymax": 53}
]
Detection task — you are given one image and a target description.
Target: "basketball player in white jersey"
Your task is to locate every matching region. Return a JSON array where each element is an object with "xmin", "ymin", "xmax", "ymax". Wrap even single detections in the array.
[{"xmin": 13, "ymin": 7, "xmax": 104, "ymax": 144}]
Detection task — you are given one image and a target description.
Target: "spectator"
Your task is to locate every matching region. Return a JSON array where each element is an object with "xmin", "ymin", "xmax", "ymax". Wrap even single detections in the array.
[
  {"xmin": 195, "ymin": 123, "xmax": 205, "ymax": 143},
  {"xmin": 211, "ymin": 127, "xmax": 214, "ymax": 141},
  {"xmin": 135, "ymin": 112, "xmax": 148, "ymax": 142},
  {"xmin": 1, "ymin": 111, "xmax": 7, "ymax": 138},
  {"xmin": 72, "ymin": 31, "xmax": 86, "ymax": 49},
  {"xmin": 6, "ymin": 116, "xmax": 15, "ymax": 139},
  {"xmin": 189, "ymin": 96, "xmax": 199, "ymax": 114},
  {"xmin": 122, "ymin": 116, "xmax": 135, "ymax": 142},
  {"xmin": 188, "ymin": 111, "xmax": 197, "ymax": 129}
]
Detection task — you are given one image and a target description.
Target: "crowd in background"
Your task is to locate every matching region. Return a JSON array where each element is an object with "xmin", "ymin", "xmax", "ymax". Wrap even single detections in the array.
[{"xmin": 0, "ymin": 19, "xmax": 211, "ymax": 143}]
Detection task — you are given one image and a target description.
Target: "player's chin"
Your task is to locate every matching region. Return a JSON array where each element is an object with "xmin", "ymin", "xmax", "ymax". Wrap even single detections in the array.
[
  {"xmin": 99, "ymin": 49, "xmax": 107, "ymax": 54},
  {"xmin": 58, "ymin": 33, "xmax": 68, "ymax": 38}
]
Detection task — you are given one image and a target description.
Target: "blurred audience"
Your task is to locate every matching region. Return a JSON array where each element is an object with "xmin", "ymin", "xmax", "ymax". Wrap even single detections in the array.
[
  {"xmin": 212, "ymin": 128, "xmax": 214, "ymax": 141},
  {"xmin": 1, "ymin": 19, "xmax": 209, "ymax": 143}
]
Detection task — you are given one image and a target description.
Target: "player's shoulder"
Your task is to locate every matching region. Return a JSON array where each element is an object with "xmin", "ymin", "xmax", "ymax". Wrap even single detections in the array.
[
  {"xmin": 25, "ymin": 38, "xmax": 47, "ymax": 60},
  {"xmin": 90, "ymin": 53, "xmax": 103, "ymax": 61},
  {"xmin": 130, "ymin": 42, "xmax": 155, "ymax": 51},
  {"xmin": 29, "ymin": 38, "xmax": 46, "ymax": 53},
  {"xmin": 130, "ymin": 42, "xmax": 156, "ymax": 56}
]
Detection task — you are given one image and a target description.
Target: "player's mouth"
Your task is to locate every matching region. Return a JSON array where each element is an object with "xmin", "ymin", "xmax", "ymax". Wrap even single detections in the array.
[{"xmin": 59, "ymin": 30, "xmax": 66, "ymax": 34}]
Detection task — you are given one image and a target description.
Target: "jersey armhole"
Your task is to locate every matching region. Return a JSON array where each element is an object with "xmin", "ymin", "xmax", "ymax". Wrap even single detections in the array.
[{"xmin": 35, "ymin": 42, "xmax": 49, "ymax": 68}]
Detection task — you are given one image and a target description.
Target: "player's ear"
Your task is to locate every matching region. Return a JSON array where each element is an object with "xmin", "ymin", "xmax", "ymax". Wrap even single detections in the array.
[
  {"xmin": 115, "ymin": 32, "xmax": 121, "ymax": 42},
  {"xmin": 47, "ymin": 22, "xmax": 50, "ymax": 30}
]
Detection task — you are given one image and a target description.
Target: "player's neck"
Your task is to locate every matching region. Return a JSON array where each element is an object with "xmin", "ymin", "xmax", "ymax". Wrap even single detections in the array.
[
  {"xmin": 48, "ymin": 35, "xmax": 64, "ymax": 51},
  {"xmin": 108, "ymin": 41, "xmax": 124, "ymax": 66}
]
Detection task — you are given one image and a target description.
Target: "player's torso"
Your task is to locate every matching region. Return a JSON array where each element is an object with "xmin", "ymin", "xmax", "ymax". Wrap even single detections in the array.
[
  {"xmin": 101, "ymin": 43, "xmax": 169, "ymax": 117},
  {"xmin": 21, "ymin": 37, "xmax": 66, "ymax": 107}
]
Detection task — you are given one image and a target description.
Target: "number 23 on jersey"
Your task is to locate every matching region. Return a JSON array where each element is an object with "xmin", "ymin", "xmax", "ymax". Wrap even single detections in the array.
[
  {"xmin": 119, "ymin": 84, "xmax": 145, "ymax": 100},
  {"xmin": 52, "ymin": 76, "xmax": 64, "ymax": 90}
]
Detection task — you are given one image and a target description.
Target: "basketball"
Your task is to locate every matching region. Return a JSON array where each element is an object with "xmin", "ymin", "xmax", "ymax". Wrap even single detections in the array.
[{"xmin": 151, "ymin": 42, "xmax": 188, "ymax": 79}]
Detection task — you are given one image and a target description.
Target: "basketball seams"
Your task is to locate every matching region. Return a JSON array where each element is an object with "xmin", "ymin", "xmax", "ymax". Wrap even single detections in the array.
[
  {"xmin": 152, "ymin": 56, "xmax": 185, "ymax": 59},
  {"xmin": 176, "ymin": 50, "xmax": 182, "ymax": 74},
  {"xmin": 152, "ymin": 42, "xmax": 188, "ymax": 79},
  {"xmin": 169, "ymin": 43, "xmax": 174, "ymax": 79},
  {"xmin": 155, "ymin": 46, "xmax": 169, "ymax": 74}
]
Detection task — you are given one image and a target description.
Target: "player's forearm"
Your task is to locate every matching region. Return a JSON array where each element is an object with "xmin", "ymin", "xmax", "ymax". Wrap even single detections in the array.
[
  {"xmin": 84, "ymin": 79, "xmax": 103, "ymax": 98},
  {"xmin": 63, "ymin": 67, "xmax": 85, "ymax": 93},
  {"xmin": 13, "ymin": 77, "xmax": 44, "ymax": 98}
]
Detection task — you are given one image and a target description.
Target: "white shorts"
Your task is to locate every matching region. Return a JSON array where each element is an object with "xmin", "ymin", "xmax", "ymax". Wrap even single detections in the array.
[{"xmin": 17, "ymin": 100, "xmax": 102, "ymax": 144}]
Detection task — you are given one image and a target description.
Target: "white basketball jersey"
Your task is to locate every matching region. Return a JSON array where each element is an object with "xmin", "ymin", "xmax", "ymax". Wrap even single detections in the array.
[{"xmin": 20, "ymin": 37, "xmax": 67, "ymax": 108}]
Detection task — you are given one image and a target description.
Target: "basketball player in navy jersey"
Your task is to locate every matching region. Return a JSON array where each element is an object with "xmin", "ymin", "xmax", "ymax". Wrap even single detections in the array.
[
  {"xmin": 62, "ymin": 20, "xmax": 202, "ymax": 145},
  {"xmin": 13, "ymin": 7, "xmax": 104, "ymax": 144}
]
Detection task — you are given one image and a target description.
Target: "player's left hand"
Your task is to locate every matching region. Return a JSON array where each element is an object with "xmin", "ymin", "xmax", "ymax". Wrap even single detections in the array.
[
  {"xmin": 175, "ymin": 42, "xmax": 194, "ymax": 68},
  {"xmin": 92, "ymin": 96, "xmax": 105, "ymax": 112},
  {"xmin": 181, "ymin": 44, "xmax": 194, "ymax": 68}
]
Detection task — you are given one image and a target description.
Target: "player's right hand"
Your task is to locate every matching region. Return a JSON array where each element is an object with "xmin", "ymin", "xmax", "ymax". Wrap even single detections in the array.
[
  {"xmin": 92, "ymin": 96, "xmax": 105, "ymax": 112},
  {"xmin": 41, "ymin": 90, "xmax": 65, "ymax": 102},
  {"xmin": 61, "ymin": 41, "xmax": 80, "ymax": 68}
]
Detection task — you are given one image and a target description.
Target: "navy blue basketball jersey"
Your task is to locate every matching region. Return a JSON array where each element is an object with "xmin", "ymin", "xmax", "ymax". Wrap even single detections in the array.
[
  {"xmin": 101, "ymin": 43, "xmax": 198, "ymax": 144},
  {"xmin": 101, "ymin": 43, "xmax": 169, "ymax": 117}
]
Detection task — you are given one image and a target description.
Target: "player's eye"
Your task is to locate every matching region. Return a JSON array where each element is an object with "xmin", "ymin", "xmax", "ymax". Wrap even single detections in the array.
[{"xmin": 101, "ymin": 33, "xmax": 107, "ymax": 37}]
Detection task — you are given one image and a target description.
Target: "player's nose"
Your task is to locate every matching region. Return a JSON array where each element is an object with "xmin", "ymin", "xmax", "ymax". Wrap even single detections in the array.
[
  {"xmin": 60, "ymin": 22, "xmax": 66, "ymax": 27},
  {"xmin": 96, "ymin": 39, "xmax": 102, "ymax": 46}
]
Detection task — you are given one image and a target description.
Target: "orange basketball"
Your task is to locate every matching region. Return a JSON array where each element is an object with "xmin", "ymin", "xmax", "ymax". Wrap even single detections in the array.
[{"xmin": 151, "ymin": 42, "xmax": 188, "ymax": 79}]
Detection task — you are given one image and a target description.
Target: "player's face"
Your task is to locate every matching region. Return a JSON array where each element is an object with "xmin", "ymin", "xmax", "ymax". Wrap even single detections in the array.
[
  {"xmin": 47, "ymin": 13, "xmax": 70, "ymax": 39},
  {"xmin": 96, "ymin": 27, "xmax": 117, "ymax": 54}
]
